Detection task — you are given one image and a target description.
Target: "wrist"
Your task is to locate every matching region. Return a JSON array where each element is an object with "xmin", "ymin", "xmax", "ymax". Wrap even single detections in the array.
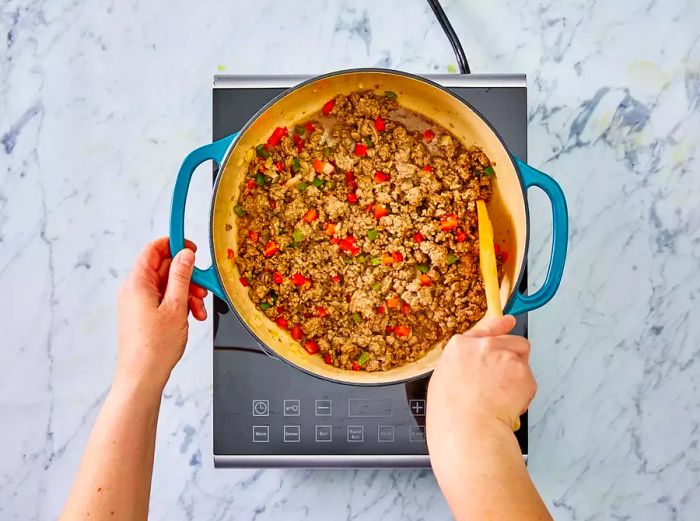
[
  {"xmin": 428, "ymin": 409, "xmax": 515, "ymax": 449},
  {"xmin": 113, "ymin": 361, "xmax": 169, "ymax": 399}
]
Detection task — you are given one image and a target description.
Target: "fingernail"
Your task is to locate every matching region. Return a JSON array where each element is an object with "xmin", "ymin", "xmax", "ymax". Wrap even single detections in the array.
[{"xmin": 179, "ymin": 248, "xmax": 195, "ymax": 267}]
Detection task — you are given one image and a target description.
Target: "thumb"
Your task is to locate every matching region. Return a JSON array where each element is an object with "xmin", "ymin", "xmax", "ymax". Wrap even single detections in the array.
[
  {"xmin": 162, "ymin": 248, "xmax": 195, "ymax": 311},
  {"xmin": 464, "ymin": 315, "xmax": 516, "ymax": 338}
]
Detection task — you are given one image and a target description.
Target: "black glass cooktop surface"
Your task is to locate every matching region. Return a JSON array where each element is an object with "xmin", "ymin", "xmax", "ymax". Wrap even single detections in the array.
[{"xmin": 212, "ymin": 74, "xmax": 528, "ymax": 468}]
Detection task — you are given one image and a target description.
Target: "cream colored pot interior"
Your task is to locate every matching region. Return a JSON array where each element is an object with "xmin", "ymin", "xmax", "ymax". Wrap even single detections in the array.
[{"xmin": 212, "ymin": 71, "xmax": 527, "ymax": 385}]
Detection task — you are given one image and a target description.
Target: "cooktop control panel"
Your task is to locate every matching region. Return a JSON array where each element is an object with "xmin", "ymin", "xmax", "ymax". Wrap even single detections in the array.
[{"xmin": 214, "ymin": 344, "xmax": 429, "ymax": 457}]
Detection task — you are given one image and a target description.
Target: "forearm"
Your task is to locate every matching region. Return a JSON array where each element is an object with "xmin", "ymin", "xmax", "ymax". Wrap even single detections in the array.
[
  {"xmin": 430, "ymin": 417, "xmax": 551, "ymax": 521},
  {"xmin": 60, "ymin": 375, "xmax": 164, "ymax": 521}
]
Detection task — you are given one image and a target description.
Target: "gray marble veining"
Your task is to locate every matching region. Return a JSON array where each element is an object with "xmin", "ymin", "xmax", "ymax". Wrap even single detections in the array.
[{"xmin": 1, "ymin": 0, "xmax": 698, "ymax": 519}]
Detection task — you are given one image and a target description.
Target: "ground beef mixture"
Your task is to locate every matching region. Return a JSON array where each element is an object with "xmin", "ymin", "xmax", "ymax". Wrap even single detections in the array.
[{"xmin": 232, "ymin": 90, "xmax": 502, "ymax": 372}]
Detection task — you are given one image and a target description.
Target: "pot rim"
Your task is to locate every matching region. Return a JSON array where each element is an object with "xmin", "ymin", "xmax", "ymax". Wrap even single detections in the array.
[{"xmin": 208, "ymin": 67, "xmax": 530, "ymax": 386}]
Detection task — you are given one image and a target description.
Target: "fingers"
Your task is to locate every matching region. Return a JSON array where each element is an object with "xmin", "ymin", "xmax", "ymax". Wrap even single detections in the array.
[
  {"xmin": 189, "ymin": 295, "xmax": 208, "ymax": 321},
  {"xmin": 189, "ymin": 283, "xmax": 208, "ymax": 299},
  {"xmin": 156, "ymin": 260, "xmax": 208, "ymax": 299},
  {"xmin": 494, "ymin": 335, "xmax": 531, "ymax": 361},
  {"xmin": 157, "ymin": 258, "xmax": 173, "ymax": 293},
  {"xmin": 464, "ymin": 315, "xmax": 516, "ymax": 338},
  {"xmin": 136, "ymin": 237, "xmax": 172, "ymax": 272},
  {"xmin": 162, "ymin": 248, "xmax": 196, "ymax": 312}
]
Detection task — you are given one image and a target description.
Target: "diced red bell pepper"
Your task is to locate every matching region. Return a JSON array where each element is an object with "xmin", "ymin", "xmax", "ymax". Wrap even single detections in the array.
[
  {"xmin": 239, "ymin": 276, "xmax": 249, "ymax": 287},
  {"xmin": 322, "ymin": 98, "xmax": 335, "ymax": 116},
  {"xmin": 413, "ymin": 232, "xmax": 424, "ymax": 243},
  {"xmin": 247, "ymin": 230, "xmax": 259, "ymax": 243},
  {"xmin": 347, "ymin": 192, "xmax": 359, "ymax": 204},
  {"xmin": 290, "ymin": 273, "xmax": 308, "ymax": 286},
  {"xmin": 392, "ymin": 251, "xmax": 403, "ymax": 263},
  {"xmin": 304, "ymin": 122, "xmax": 315, "ymax": 133},
  {"xmin": 303, "ymin": 340, "xmax": 319, "ymax": 354},
  {"xmin": 373, "ymin": 171, "xmax": 390, "ymax": 183},
  {"xmin": 324, "ymin": 222, "xmax": 336, "ymax": 236},
  {"xmin": 419, "ymin": 274, "xmax": 432, "ymax": 287},
  {"xmin": 273, "ymin": 272, "xmax": 284, "ymax": 284},
  {"xmin": 291, "ymin": 325, "xmax": 303, "ymax": 340},
  {"xmin": 276, "ymin": 305, "xmax": 286, "ymax": 314},
  {"xmin": 394, "ymin": 325, "xmax": 411, "ymax": 337},
  {"xmin": 330, "ymin": 237, "xmax": 341, "ymax": 245},
  {"xmin": 324, "ymin": 353, "xmax": 332, "ymax": 364},
  {"xmin": 246, "ymin": 179, "xmax": 256, "ymax": 191},
  {"xmin": 342, "ymin": 235, "xmax": 357, "ymax": 246},
  {"xmin": 227, "ymin": 248, "xmax": 235, "ymax": 260},
  {"xmin": 385, "ymin": 325, "xmax": 394, "ymax": 334},
  {"xmin": 422, "ymin": 164, "xmax": 433, "ymax": 172},
  {"xmin": 456, "ymin": 230, "xmax": 467, "ymax": 243},
  {"xmin": 263, "ymin": 240, "xmax": 279, "ymax": 257},
  {"xmin": 373, "ymin": 204, "xmax": 388, "ymax": 219},
  {"xmin": 377, "ymin": 305, "xmax": 385, "ymax": 314},
  {"xmin": 275, "ymin": 316, "xmax": 288, "ymax": 329},
  {"xmin": 316, "ymin": 306, "xmax": 327, "ymax": 317},
  {"xmin": 339, "ymin": 236, "xmax": 360, "ymax": 256},
  {"xmin": 440, "ymin": 213, "xmax": 459, "ymax": 231},
  {"xmin": 266, "ymin": 126, "xmax": 288, "ymax": 147},
  {"xmin": 259, "ymin": 163, "xmax": 267, "ymax": 172},
  {"xmin": 331, "ymin": 274, "xmax": 341, "ymax": 284},
  {"xmin": 374, "ymin": 117, "xmax": 385, "ymax": 131},
  {"xmin": 351, "ymin": 361, "xmax": 360, "ymax": 371},
  {"xmin": 276, "ymin": 161, "xmax": 284, "ymax": 172},
  {"xmin": 353, "ymin": 143, "xmax": 367, "ymax": 157},
  {"xmin": 303, "ymin": 208, "xmax": 318, "ymax": 223},
  {"xmin": 365, "ymin": 201, "xmax": 375, "ymax": 214},
  {"xmin": 423, "ymin": 129, "xmax": 435, "ymax": 142},
  {"xmin": 345, "ymin": 170, "xmax": 357, "ymax": 189},
  {"xmin": 293, "ymin": 133, "xmax": 304, "ymax": 153},
  {"xmin": 400, "ymin": 302, "xmax": 411, "ymax": 314}
]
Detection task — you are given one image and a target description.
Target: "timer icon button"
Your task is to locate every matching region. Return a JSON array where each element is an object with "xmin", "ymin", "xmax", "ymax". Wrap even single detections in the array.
[{"xmin": 252, "ymin": 399, "xmax": 270, "ymax": 417}]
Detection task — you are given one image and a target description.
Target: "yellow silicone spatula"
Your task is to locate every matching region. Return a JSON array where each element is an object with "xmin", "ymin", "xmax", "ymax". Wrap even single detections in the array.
[
  {"xmin": 476, "ymin": 200, "xmax": 502, "ymax": 319},
  {"xmin": 476, "ymin": 199, "xmax": 521, "ymax": 432}
]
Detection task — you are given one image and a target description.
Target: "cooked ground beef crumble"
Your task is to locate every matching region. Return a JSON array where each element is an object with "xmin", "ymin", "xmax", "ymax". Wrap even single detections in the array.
[{"xmin": 233, "ymin": 90, "xmax": 501, "ymax": 372}]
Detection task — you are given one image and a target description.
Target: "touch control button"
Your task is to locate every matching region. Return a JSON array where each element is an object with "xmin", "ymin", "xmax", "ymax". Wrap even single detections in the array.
[
  {"xmin": 315, "ymin": 425, "xmax": 332, "ymax": 442},
  {"xmin": 252, "ymin": 425, "xmax": 269, "ymax": 443},
  {"xmin": 283, "ymin": 425, "xmax": 301, "ymax": 443},
  {"xmin": 378, "ymin": 425, "xmax": 395, "ymax": 443},
  {"xmin": 284, "ymin": 399, "xmax": 301, "ymax": 416},
  {"xmin": 315, "ymin": 399, "xmax": 332, "ymax": 416},
  {"xmin": 409, "ymin": 399, "xmax": 426, "ymax": 416},
  {"xmin": 409, "ymin": 425, "xmax": 426, "ymax": 442},
  {"xmin": 252, "ymin": 399, "xmax": 269, "ymax": 416},
  {"xmin": 347, "ymin": 425, "xmax": 364, "ymax": 442}
]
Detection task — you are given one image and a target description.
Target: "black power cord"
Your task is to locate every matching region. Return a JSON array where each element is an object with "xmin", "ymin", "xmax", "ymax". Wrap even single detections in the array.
[{"xmin": 426, "ymin": 0, "xmax": 470, "ymax": 74}]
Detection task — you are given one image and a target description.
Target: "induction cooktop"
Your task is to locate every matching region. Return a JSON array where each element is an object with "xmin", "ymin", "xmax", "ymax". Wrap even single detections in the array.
[{"xmin": 212, "ymin": 74, "xmax": 528, "ymax": 468}]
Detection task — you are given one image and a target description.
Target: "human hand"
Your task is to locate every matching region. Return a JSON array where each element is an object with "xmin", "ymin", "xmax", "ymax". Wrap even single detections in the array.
[
  {"xmin": 116, "ymin": 237, "xmax": 208, "ymax": 392},
  {"xmin": 427, "ymin": 315, "xmax": 535, "ymax": 438}
]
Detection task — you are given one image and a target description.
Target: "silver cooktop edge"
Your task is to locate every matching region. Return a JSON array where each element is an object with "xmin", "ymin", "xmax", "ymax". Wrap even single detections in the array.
[{"xmin": 214, "ymin": 73, "xmax": 526, "ymax": 89}]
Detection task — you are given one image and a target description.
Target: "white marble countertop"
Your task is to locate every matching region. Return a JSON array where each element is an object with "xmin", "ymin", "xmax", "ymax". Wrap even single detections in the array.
[{"xmin": 2, "ymin": 0, "xmax": 699, "ymax": 519}]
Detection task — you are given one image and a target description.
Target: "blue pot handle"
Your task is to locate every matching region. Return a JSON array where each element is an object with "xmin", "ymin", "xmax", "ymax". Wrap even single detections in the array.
[
  {"xmin": 169, "ymin": 133, "xmax": 239, "ymax": 301},
  {"xmin": 505, "ymin": 158, "xmax": 569, "ymax": 316}
]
